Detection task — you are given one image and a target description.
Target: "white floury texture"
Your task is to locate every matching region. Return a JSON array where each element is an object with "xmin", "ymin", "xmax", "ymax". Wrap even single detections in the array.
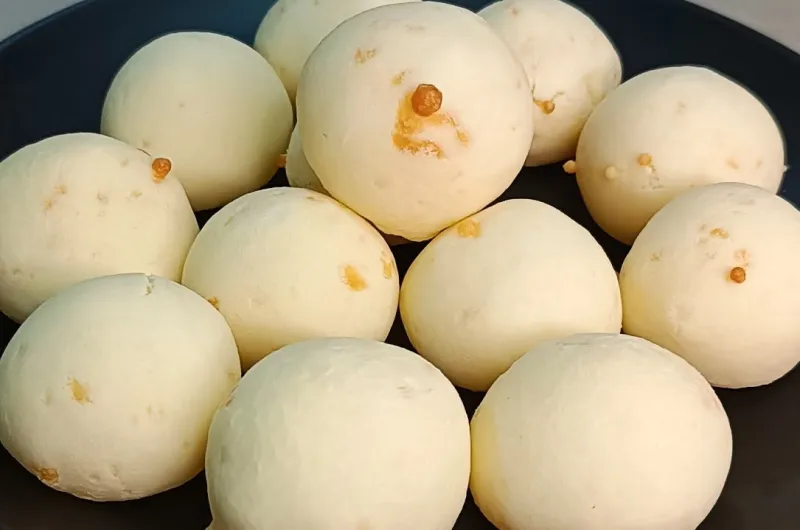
[
  {"xmin": 101, "ymin": 32, "xmax": 293, "ymax": 211},
  {"xmin": 471, "ymin": 333, "xmax": 733, "ymax": 530},
  {"xmin": 254, "ymin": 0, "xmax": 420, "ymax": 103},
  {"xmin": 575, "ymin": 65, "xmax": 786, "ymax": 244},
  {"xmin": 181, "ymin": 187, "xmax": 399, "ymax": 370},
  {"xmin": 0, "ymin": 274, "xmax": 240, "ymax": 501},
  {"xmin": 0, "ymin": 132, "xmax": 198, "ymax": 323},
  {"xmin": 480, "ymin": 0, "xmax": 622, "ymax": 166},
  {"xmin": 206, "ymin": 337, "xmax": 471, "ymax": 529},
  {"xmin": 297, "ymin": 1, "xmax": 534, "ymax": 241},
  {"xmin": 620, "ymin": 182, "xmax": 800, "ymax": 388},
  {"xmin": 400, "ymin": 199, "xmax": 621, "ymax": 391}
]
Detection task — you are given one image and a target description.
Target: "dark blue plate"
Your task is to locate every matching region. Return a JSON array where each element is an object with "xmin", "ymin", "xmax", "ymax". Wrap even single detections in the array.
[{"xmin": 1, "ymin": 0, "xmax": 799, "ymax": 528}]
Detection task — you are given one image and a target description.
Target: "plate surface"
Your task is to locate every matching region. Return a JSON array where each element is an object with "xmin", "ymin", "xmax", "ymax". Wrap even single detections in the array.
[{"xmin": 1, "ymin": 0, "xmax": 800, "ymax": 528}]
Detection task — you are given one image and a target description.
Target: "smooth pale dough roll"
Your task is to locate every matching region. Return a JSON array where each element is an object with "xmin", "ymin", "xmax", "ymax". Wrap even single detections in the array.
[
  {"xmin": 181, "ymin": 187, "xmax": 399, "ymax": 370},
  {"xmin": 470, "ymin": 333, "xmax": 733, "ymax": 530},
  {"xmin": 206, "ymin": 337, "xmax": 471, "ymax": 530},
  {"xmin": 297, "ymin": 1, "xmax": 534, "ymax": 241},
  {"xmin": 400, "ymin": 198, "xmax": 621, "ymax": 391},
  {"xmin": 101, "ymin": 31, "xmax": 293, "ymax": 211},
  {"xmin": 479, "ymin": 0, "xmax": 621, "ymax": 167},
  {"xmin": 0, "ymin": 274, "xmax": 241, "ymax": 501},
  {"xmin": 574, "ymin": 65, "xmax": 786, "ymax": 245},
  {"xmin": 254, "ymin": 0, "xmax": 420, "ymax": 104},
  {"xmin": 0, "ymin": 133, "xmax": 198, "ymax": 323},
  {"xmin": 285, "ymin": 125, "xmax": 411, "ymax": 247},
  {"xmin": 620, "ymin": 182, "xmax": 800, "ymax": 388}
]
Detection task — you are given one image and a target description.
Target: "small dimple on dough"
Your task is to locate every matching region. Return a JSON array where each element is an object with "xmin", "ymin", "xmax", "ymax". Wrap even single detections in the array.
[
  {"xmin": 342, "ymin": 265, "xmax": 368, "ymax": 291},
  {"xmin": 33, "ymin": 467, "xmax": 59, "ymax": 485},
  {"xmin": 96, "ymin": 192, "xmax": 109, "ymax": 204},
  {"xmin": 650, "ymin": 251, "xmax": 662, "ymax": 262},
  {"xmin": 734, "ymin": 248, "xmax": 750, "ymax": 266},
  {"xmin": 455, "ymin": 219, "xmax": 481, "ymax": 238},
  {"xmin": 68, "ymin": 378, "xmax": 91, "ymax": 404}
]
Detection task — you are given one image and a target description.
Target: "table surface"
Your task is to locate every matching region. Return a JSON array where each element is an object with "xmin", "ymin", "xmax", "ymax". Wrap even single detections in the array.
[{"xmin": 0, "ymin": 0, "xmax": 799, "ymax": 53}]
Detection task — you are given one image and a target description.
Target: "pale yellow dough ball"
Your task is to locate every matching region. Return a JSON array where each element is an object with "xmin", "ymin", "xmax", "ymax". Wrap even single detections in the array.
[
  {"xmin": 206, "ymin": 338, "xmax": 470, "ymax": 530},
  {"xmin": 620, "ymin": 182, "xmax": 800, "ymax": 388},
  {"xmin": 400, "ymin": 199, "xmax": 621, "ymax": 391},
  {"xmin": 0, "ymin": 274, "xmax": 240, "ymax": 501},
  {"xmin": 575, "ymin": 66, "xmax": 786, "ymax": 244},
  {"xmin": 102, "ymin": 31, "xmax": 293, "ymax": 211},
  {"xmin": 181, "ymin": 187, "xmax": 399, "ymax": 370},
  {"xmin": 297, "ymin": 1, "xmax": 534, "ymax": 241},
  {"xmin": 0, "ymin": 133, "xmax": 198, "ymax": 323},
  {"xmin": 471, "ymin": 333, "xmax": 732, "ymax": 530}
]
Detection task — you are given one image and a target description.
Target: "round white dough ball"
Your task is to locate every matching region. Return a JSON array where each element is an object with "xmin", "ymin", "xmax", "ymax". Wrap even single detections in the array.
[
  {"xmin": 0, "ymin": 132, "xmax": 198, "ymax": 323},
  {"xmin": 0, "ymin": 273, "xmax": 241, "ymax": 501},
  {"xmin": 479, "ymin": 0, "xmax": 621, "ymax": 167},
  {"xmin": 400, "ymin": 199, "xmax": 621, "ymax": 391},
  {"xmin": 101, "ymin": 31, "xmax": 294, "ymax": 211},
  {"xmin": 575, "ymin": 65, "xmax": 786, "ymax": 245},
  {"xmin": 254, "ymin": 0, "xmax": 420, "ymax": 104},
  {"xmin": 620, "ymin": 182, "xmax": 800, "ymax": 388},
  {"xmin": 206, "ymin": 337, "xmax": 470, "ymax": 529},
  {"xmin": 470, "ymin": 333, "xmax": 733, "ymax": 530},
  {"xmin": 181, "ymin": 187, "xmax": 399, "ymax": 370},
  {"xmin": 297, "ymin": 1, "xmax": 534, "ymax": 241},
  {"xmin": 286, "ymin": 124, "xmax": 329, "ymax": 196}
]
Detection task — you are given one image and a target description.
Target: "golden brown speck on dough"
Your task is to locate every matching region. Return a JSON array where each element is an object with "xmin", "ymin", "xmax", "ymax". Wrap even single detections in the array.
[
  {"xmin": 637, "ymin": 153, "xmax": 653, "ymax": 167},
  {"xmin": 54, "ymin": 184, "xmax": 67, "ymax": 195},
  {"xmin": 411, "ymin": 84, "xmax": 443, "ymax": 117},
  {"xmin": 342, "ymin": 265, "xmax": 368, "ymax": 291},
  {"xmin": 207, "ymin": 297, "xmax": 221, "ymax": 310},
  {"xmin": 392, "ymin": 87, "xmax": 468, "ymax": 158},
  {"xmin": 391, "ymin": 71, "xmax": 408, "ymax": 86},
  {"xmin": 727, "ymin": 158, "xmax": 740, "ymax": 170},
  {"xmin": 650, "ymin": 251, "xmax": 662, "ymax": 262},
  {"xmin": 354, "ymin": 48, "xmax": 377, "ymax": 64},
  {"xmin": 129, "ymin": 190, "xmax": 142, "ymax": 199},
  {"xmin": 96, "ymin": 193, "xmax": 109, "ymax": 205},
  {"xmin": 381, "ymin": 253, "xmax": 394, "ymax": 279},
  {"xmin": 276, "ymin": 154, "xmax": 287, "ymax": 168},
  {"xmin": 42, "ymin": 199, "xmax": 55, "ymax": 211},
  {"xmin": 534, "ymin": 98, "xmax": 556, "ymax": 115},
  {"xmin": 33, "ymin": 467, "xmax": 59, "ymax": 485},
  {"xmin": 563, "ymin": 160, "xmax": 577, "ymax": 174},
  {"xmin": 710, "ymin": 228, "xmax": 729, "ymax": 239},
  {"xmin": 729, "ymin": 266, "xmax": 747, "ymax": 284},
  {"xmin": 151, "ymin": 158, "xmax": 172, "ymax": 182},
  {"xmin": 456, "ymin": 219, "xmax": 481, "ymax": 238},
  {"xmin": 68, "ymin": 378, "xmax": 91, "ymax": 404}
]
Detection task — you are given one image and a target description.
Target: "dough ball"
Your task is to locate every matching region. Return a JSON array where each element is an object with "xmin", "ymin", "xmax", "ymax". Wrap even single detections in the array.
[
  {"xmin": 470, "ymin": 333, "xmax": 732, "ymax": 530},
  {"xmin": 620, "ymin": 182, "xmax": 800, "ymax": 388},
  {"xmin": 297, "ymin": 1, "xmax": 534, "ymax": 241},
  {"xmin": 575, "ymin": 65, "xmax": 786, "ymax": 244},
  {"xmin": 0, "ymin": 273, "xmax": 240, "ymax": 501},
  {"xmin": 479, "ymin": 0, "xmax": 621, "ymax": 167},
  {"xmin": 101, "ymin": 31, "xmax": 293, "ymax": 211},
  {"xmin": 286, "ymin": 124, "xmax": 329, "ymax": 196},
  {"xmin": 0, "ymin": 132, "xmax": 198, "ymax": 323},
  {"xmin": 181, "ymin": 187, "xmax": 399, "ymax": 370},
  {"xmin": 400, "ymin": 199, "xmax": 621, "ymax": 391},
  {"xmin": 254, "ymin": 0, "xmax": 420, "ymax": 104},
  {"xmin": 206, "ymin": 337, "xmax": 470, "ymax": 530}
]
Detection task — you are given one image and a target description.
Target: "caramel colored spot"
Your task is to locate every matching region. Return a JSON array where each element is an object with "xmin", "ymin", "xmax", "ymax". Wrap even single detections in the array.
[
  {"xmin": 381, "ymin": 253, "xmax": 394, "ymax": 279},
  {"xmin": 727, "ymin": 158, "xmax": 740, "ymax": 170},
  {"xmin": 276, "ymin": 154, "xmax": 286, "ymax": 168},
  {"xmin": 729, "ymin": 266, "xmax": 746, "ymax": 284},
  {"xmin": 392, "ymin": 88, "xmax": 468, "ymax": 158},
  {"xmin": 637, "ymin": 153, "xmax": 653, "ymax": 167},
  {"xmin": 207, "ymin": 297, "xmax": 220, "ymax": 310},
  {"xmin": 43, "ymin": 199, "xmax": 55, "ymax": 211},
  {"xmin": 456, "ymin": 219, "xmax": 481, "ymax": 238},
  {"xmin": 151, "ymin": 158, "xmax": 172, "ymax": 181},
  {"xmin": 563, "ymin": 160, "xmax": 577, "ymax": 174},
  {"xmin": 710, "ymin": 228, "xmax": 729, "ymax": 239},
  {"xmin": 342, "ymin": 265, "xmax": 368, "ymax": 291},
  {"xmin": 534, "ymin": 98, "xmax": 556, "ymax": 115},
  {"xmin": 34, "ymin": 467, "xmax": 59, "ymax": 485},
  {"xmin": 411, "ymin": 84, "xmax": 442, "ymax": 117},
  {"xmin": 354, "ymin": 48, "xmax": 376, "ymax": 64},
  {"xmin": 68, "ymin": 378, "xmax": 91, "ymax": 404},
  {"xmin": 391, "ymin": 71, "xmax": 408, "ymax": 86}
]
